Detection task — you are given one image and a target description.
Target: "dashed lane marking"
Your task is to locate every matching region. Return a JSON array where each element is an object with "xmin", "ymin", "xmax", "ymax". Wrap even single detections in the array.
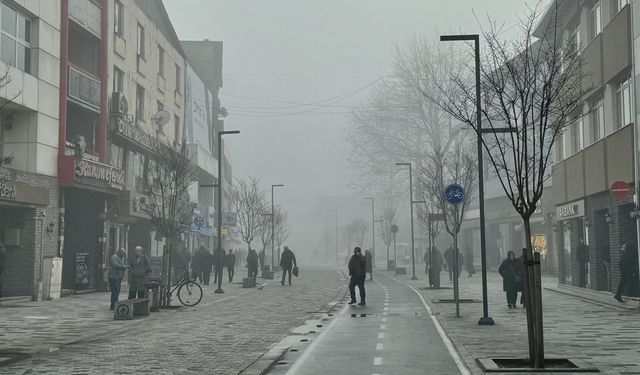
[
  {"xmin": 378, "ymin": 333, "xmax": 384, "ymax": 339},
  {"xmin": 380, "ymin": 325, "xmax": 386, "ymax": 330},
  {"xmin": 376, "ymin": 343, "xmax": 383, "ymax": 350},
  {"xmin": 373, "ymin": 357, "xmax": 382, "ymax": 365}
]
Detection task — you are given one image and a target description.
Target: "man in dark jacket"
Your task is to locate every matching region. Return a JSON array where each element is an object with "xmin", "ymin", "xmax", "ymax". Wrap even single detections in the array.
[
  {"xmin": 615, "ymin": 237, "xmax": 639, "ymax": 303},
  {"xmin": 576, "ymin": 239, "xmax": 589, "ymax": 287},
  {"xmin": 444, "ymin": 246, "xmax": 463, "ymax": 282},
  {"xmin": 213, "ymin": 248, "xmax": 226, "ymax": 286},
  {"xmin": 348, "ymin": 247, "xmax": 367, "ymax": 305},
  {"xmin": 193, "ymin": 246, "xmax": 209, "ymax": 284},
  {"xmin": 280, "ymin": 246, "xmax": 297, "ymax": 286},
  {"xmin": 247, "ymin": 249, "xmax": 259, "ymax": 278},
  {"xmin": 425, "ymin": 246, "xmax": 444, "ymax": 288},
  {"xmin": 365, "ymin": 249, "xmax": 373, "ymax": 280},
  {"xmin": 226, "ymin": 249, "xmax": 236, "ymax": 282}
]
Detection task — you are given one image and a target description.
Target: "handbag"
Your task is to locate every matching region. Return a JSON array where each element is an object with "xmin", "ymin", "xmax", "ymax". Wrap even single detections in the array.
[{"xmin": 292, "ymin": 266, "xmax": 299, "ymax": 277}]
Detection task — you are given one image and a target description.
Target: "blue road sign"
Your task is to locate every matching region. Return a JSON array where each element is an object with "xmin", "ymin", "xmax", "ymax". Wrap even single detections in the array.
[{"xmin": 443, "ymin": 184, "xmax": 465, "ymax": 206}]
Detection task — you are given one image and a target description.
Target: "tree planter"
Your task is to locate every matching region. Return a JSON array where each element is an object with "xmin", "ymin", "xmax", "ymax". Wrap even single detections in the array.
[{"xmin": 476, "ymin": 358, "xmax": 598, "ymax": 373}]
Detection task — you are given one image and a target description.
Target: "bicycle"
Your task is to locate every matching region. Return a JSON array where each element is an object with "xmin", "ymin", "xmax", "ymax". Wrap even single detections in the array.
[{"xmin": 169, "ymin": 267, "xmax": 203, "ymax": 306}]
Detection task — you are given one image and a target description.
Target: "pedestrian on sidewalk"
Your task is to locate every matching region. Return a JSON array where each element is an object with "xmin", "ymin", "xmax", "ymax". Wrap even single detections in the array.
[
  {"xmin": 226, "ymin": 249, "xmax": 236, "ymax": 282},
  {"xmin": 247, "ymin": 249, "xmax": 259, "ymax": 278},
  {"xmin": 348, "ymin": 247, "xmax": 367, "ymax": 305},
  {"xmin": 464, "ymin": 248, "xmax": 476, "ymax": 278},
  {"xmin": 128, "ymin": 246, "xmax": 151, "ymax": 299},
  {"xmin": 576, "ymin": 238, "xmax": 589, "ymax": 288},
  {"xmin": 173, "ymin": 246, "xmax": 191, "ymax": 282},
  {"xmin": 498, "ymin": 251, "xmax": 523, "ymax": 309},
  {"xmin": 444, "ymin": 246, "xmax": 463, "ymax": 282},
  {"xmin": 365, "ymin": 249, "xmax": 373, "ymax": 281},
  {"xmin": 425, "ymin": 246, "xmax": 443, "ymax": 288},
  {"xmin": 258, "ymin": 249, "xmax": 265, "ymax": 276},
  {"xmin": 614, "ymin": 237, "xmax": 638, "ymax": 303},
  {"xmin": 213, "ymin": 248, "xmax": 226, "ymax": 286},
  {"xmin": 108, "ymin": 248, "xmax": 128, "ymax": 310},
  {"xmin": 280, "ymin": 246, "xmax": 297, "ymax": 286}
]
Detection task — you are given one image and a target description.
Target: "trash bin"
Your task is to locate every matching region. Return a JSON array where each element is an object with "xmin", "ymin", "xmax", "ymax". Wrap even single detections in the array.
[{"xmin": 144, "ymin": 279, "xmax": 160, "ymax": 312}]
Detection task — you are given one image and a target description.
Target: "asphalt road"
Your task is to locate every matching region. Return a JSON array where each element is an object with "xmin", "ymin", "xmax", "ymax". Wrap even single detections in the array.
[{"xmin": 270, "ymin": 271, "xmax": 467, "ymax": 375}]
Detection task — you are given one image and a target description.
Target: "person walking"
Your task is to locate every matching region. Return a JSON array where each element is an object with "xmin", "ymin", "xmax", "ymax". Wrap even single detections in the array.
[
  {"xmin": 425, "ymin": 246, "xmax": 444, "ymax": 288},
  {"xmin": 576, "ymin": 238, "xmax": 589, "ymax": 288},
  {"xmin": 348, "ymin": 247, "xmax": 367, "ymax": 305},
  {"xmin": 128, "ymin": 246, "xmax": 151, "ymax": 299},
  {"xmin": 247, "ymin": 249, "xmax": 259, "ymax": 278},
  {"xmin": 498, "ymin": 251, "xmax": 523, "ymax": 309},
  {"xmin": 193, "ymin": 246, "xmax": 208, "ymax": 284},
  {"xmin": 365, "ymin": 249, "xmax": 373, "ymax": 280},
  {"xmin": 614, "ymin": 237, "xmax": 639, "ymax": 303},
  {"xmin": 108, "ymin": 248, "xmax": 128, "ymax": 310},
  {"xmin": 280, "ymin": 246, "xmax": 297, "ymax": 286},
  {"xmin": 464, "ymin": 248, "xmax": 476, "ymax": 277},
  {"xmin": 226, "ymin": 249, "xmax": 236, "ymax": 282},
  {"xmin": 444, "ymin": 246, "xmax": 463, "ymax": 282}
]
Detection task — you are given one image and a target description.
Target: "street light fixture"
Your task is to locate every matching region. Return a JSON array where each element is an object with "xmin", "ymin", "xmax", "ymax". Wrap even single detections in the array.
[
  {"xmin": 215, "ymin": 130, "xmax": 240, "ymax": 294},
  {"xmin": 364, "ymin": 197, "xmax": 376, "ymax": 269},
  {"xmin": 271, "ymin": 184, "xmax": 285, "ymax": 274},
  {"xmin": 396, "ymin": 162, "xmax": 418, "ymax": 280}
]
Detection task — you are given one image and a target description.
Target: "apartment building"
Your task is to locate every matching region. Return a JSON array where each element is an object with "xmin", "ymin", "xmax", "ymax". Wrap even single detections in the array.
[
  {"xmin": 0, "ymin": 0, "xmax": 62, "ymax": 300},
  {"xmin": 548, "ymin": 0, "xmax": 636, "ymax": 293}
]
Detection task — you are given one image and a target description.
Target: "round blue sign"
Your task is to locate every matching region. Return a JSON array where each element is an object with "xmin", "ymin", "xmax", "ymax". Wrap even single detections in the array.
[{"xmin": 443, "ymin": 184, "xmax": 465, "ymax": 206}]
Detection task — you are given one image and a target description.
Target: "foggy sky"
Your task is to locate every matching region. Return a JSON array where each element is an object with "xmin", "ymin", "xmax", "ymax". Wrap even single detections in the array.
[{"xmin": 163, "ymin": 0, "xmax": 541, "ymax": 254}]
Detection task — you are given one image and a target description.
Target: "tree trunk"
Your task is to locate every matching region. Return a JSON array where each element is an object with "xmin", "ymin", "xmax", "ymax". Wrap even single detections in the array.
[
  {"xmin": 521, "ymin": 247, "xmax": 536, "ymax": 366},
  {"xmin": 533, "ymin": 251, "xmax": 545, "ymax": 367},
  {"xmin": 523, "ymin": 217, "xmax": 544, "ymax": 368}
]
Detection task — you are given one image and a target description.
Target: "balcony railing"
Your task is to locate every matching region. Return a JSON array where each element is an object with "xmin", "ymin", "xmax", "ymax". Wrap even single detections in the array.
[
  {"xmin": 69, "ymin": 0, "xmax": 101, "ymax": 38},
  {"xmin": 68, "ymin": 66, "xmax": 101, "ymax": 110}
]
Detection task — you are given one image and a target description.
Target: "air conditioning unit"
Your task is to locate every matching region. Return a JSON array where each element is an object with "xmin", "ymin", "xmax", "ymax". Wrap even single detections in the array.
[{"xmin": 111, "ymin": 92, "xmax": 129, "ymax": 115}]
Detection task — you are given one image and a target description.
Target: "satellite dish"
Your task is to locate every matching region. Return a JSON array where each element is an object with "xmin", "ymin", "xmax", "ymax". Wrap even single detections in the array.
[{"xmin": 152, "ymin": 110, "xmax": 170, "ymax": 128}]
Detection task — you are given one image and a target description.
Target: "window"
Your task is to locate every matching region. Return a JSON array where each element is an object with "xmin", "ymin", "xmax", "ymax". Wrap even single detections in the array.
[
  {"xmin": 157, "ymin": 100, "xmax": 164, "ymax": 112},
  {"xmin": 569, "ymin": 24, "xmax": 581, "ymax": 54},
  {"xmin": 136, "ymin": 23, "xmax": 145, "ymax": 58},
  {"xmin": 616, "ymin": 77, "xmax": 632, "ymax": 129},
  {"xmin": 0, "ymin": 3, "xmax": 31, "ymax": 73},
  {"xmin": 114, "ymin": 1, "xmax": 124, "ymax": 35},
  {"xmin": 615, "ymin": 0, "xmax": 629, "ymax": 13},
  {"xmin": 135, "ymin": 84, "xmax": 145, "ymax": 125},
  {"xmin": 174, "ymin": 115, "xmax": 181, "ymax": 144},
  {"xmin": 158, "ymin": 45, "xmax": 165, "ymax": 76},
  {"xmin": 571, "ymin": 118, "xmax": 584, "ymax": 154},
  {"xmin": 108, "ymin": 143, "xmax": 124, "ymax": 169},
  {"xmin": 113, "ymin": 66, "xmax": 123, "ymax": 93},
  {"xmin": 175, "ymin": 64, "xmax": 181, "ymax": 93},
  {"xmin": 589, "ymin": 2, "xmax": 602, "ymax": 40},
  {"xmin": 589, "ymin": 98, "xmax": 604, "ymax": 143}
]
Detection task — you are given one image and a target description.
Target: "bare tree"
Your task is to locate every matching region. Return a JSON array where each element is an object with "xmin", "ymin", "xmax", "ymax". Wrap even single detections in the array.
[
  {"xmin": 274, "ymin": 207, "xmax": 290, "ymax": 253},
  {"xmin": 429, "ymin": 5, "xmax": 583, "ymax": 368},
  {"xmin": 257, "ymin": 205, "xmax": 272, "ymax": 256},
  {"xmin": 230, "ymin": 176, "xmax": 265, "ymax": 252},
  {"xmin": 378, "ymin": 203, "xmax": 397, "ymax": 267},
  {"xmin": 144, "ymin": 141, "xmax": 197, "ymax": 307}
]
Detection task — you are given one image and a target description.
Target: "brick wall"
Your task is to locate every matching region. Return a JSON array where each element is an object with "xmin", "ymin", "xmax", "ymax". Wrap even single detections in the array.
[{"xmin": 0, "ymin": 169, "xmax": 59, "ymax": 298}]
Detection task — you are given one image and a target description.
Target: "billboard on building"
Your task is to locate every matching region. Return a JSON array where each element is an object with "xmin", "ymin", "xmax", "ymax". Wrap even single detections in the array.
[{"xmin": 186, "ymin": 65, "xmax": 211, "ymax": 153}]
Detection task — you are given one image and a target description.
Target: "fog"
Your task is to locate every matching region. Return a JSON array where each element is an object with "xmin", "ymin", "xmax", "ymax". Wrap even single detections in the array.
[{"xmin": 164, "ymin": 0, "xmax": 540, "ymax": 261}]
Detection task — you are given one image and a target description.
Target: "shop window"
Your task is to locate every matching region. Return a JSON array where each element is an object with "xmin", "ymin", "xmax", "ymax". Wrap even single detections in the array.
[{"xmin": 0, "ymin": 3, "xmax": 31, "ymax": 73}]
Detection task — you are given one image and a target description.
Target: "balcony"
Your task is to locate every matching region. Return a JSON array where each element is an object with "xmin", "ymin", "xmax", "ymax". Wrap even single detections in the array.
[
  {"xmin": 69, "ymin": 0, "xmax": 101, "ymax": 38},
  {"xmin": 68, "ymin": 66, "xmax": 101, "ymax": 110}
]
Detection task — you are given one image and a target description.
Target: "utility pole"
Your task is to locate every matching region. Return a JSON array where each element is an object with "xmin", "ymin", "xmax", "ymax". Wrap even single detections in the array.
[{"xmin": 365, "ymin": 197, "xmax": 375, "ymax": 268}]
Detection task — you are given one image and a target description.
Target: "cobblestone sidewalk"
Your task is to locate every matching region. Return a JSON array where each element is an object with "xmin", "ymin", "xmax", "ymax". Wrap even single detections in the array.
[
  {"xmin": 0, "ymin": 266, "xmax": 346, "ymax": 375},
  {"xmin": 388, "ymin": 269, "xmax": 640, "ymax": 375}
]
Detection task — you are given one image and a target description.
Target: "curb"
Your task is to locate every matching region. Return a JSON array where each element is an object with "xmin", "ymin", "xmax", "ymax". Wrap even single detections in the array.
[
  {"xmin": 545, "ymin": 286, "xmax": 639, "ymax": 311},
  {"xmin": 238, "ymin": 343, "xmax": 290, "ymax": 375}
]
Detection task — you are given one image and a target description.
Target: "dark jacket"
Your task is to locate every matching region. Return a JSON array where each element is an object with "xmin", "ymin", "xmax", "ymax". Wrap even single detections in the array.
[
  {"xmin": 258, "ymin": 250, "xmax": 265, "ymax": 268},
  {"xmin": 576, "ymin": 243, "xmax": 589, "ymax": 264},
  {"xmin": 280, "ymin": 249, "xmax": 297, "ymax": 269},
  {"xmin": 348, "ymin": 253, "xmax": 367, "ymax": 278},
  {"xmin": 444, "ymin": 247, "xmax": 464, "ymax": 274},
  {"xmin": 498, "ymin": 257, "xmax": 523, "ymax": 292},
  {"xmin": 247, "ymin": 250, "xmax": 259, "ymax": 271},
  {"xmin": 226, "ymin": 252, "xmax": 236, "ymax": 268},
  {"xmin": 194, "ymin": 248, "xmax": 210, "ymax": 272},
  {"xmin": 365, "ymin": 250, "xmax": 373, "ymax": 273},
  {"xmin": 129, "ymin": 254, "xmax": 151, "ymax": 291},
  {"xmin": 619, "ymin": 241, "xmax": 639, "ymax": 274},
  {"xmin": 424, "ymin": 247, "xmax": 443, "ymax": 272}
]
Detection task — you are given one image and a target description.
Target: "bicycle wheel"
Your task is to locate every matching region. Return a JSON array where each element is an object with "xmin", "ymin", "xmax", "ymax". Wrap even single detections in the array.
[{"xmin": 177, "ymin": 281, "xmax": 203, "ymax": 306}]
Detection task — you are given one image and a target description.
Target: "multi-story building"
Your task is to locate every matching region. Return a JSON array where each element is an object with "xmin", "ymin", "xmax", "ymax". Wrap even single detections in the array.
[
  {"xmin": 545, "ymin": 0, "xmax": 636, "ymax": 293},
  {"xmin": 0, "ymin": 0, "xmax": 62, "ymax": 300}
]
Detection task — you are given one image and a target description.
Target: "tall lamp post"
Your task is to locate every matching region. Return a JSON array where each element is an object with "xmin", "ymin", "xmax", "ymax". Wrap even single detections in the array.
[
  {"xmin": 364, "ymin": 197, "xmax": 375, "ymax": 269},
  {"xmin": 330, "ymin": 210, "xmax": 338, "ymax": 264},
  {"xmin": 440, "ymin": 34, "xmax": 515, "ymax": 325},
  {"xmin": 271, "ymin": 184, "xmax": 285, "ymax": 272},
  {"xmin": 215, "ymin": 130, "xmax": 240, "ymax": 294},
  {"xmin": 396, "ymin": 162, "xmax": 417, "ymax": 280}
]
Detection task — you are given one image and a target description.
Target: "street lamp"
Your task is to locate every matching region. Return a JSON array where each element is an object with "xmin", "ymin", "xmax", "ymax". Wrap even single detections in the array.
[
  {"xmin": 215, "ymin": 130, "xmax": 240, "ymax": 294},
  {"xmin": 364, "ymin": 197, "xmax": 376, "ymax": 269},
  {"xmin": 271, "ymin": 184, "xmax": 285, "ymax": 274},
  {"xmin": 329, "ymin": 210, "xmax": 338, "ymax": 264},
  {"xmin": 396, "ymin": 162, "xmax": 417, "ymax": 280}
]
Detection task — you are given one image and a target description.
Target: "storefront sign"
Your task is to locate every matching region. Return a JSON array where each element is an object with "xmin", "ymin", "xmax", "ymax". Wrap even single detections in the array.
[
  {"xmin": 75, "ymin": 159, "xmax": 125, "ymax": 191},
  {"xmin": 0, "ymin": 182, "xmax": 17, "ymax": 200},
  {"xmin": 611, "ymin": 180, "xmax": 631, "ymax": 200},
  {"xmin": 556, "ymin": 200, "xmax": 584, "ymax": 221},
  {"xmin": 0, "ymin": 180, "xmax": 49, "ymax": 206},
  {"xmin": 74, "ymin": 252, "xmax": 90, "ymax": 289},
  {"xmin": 115, "ymin": 118, "xmax": 157, "ymax": 151}
]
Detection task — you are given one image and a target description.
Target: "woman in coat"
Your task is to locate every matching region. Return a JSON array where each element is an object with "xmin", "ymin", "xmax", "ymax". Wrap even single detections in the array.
[
  {"xmin": 128, "ymin": 245, "xmax": 151, "ymax": 299},
  {"xmin": 498, "ymin": 251, "xmax": 523, "ymax": 309}
]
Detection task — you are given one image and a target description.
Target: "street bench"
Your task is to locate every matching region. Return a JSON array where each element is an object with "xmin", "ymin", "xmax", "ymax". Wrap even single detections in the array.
[
  {"xmin": 242, "ymin": 277, "xmax": 257, "ymax": 288},
  {"xmin": 395, "ymin": 267, "xmax": 407, "ymax": 275},
  {"xmin": 114, "ymin": 298, "xmax": 150, "ymax": 320}
]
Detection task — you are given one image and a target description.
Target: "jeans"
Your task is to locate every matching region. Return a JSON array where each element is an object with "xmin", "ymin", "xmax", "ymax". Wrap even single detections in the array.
[
  {"xmin": 108, "ymin": 278, "xmax": 121, "ymax": 307},
  {"xmin": 282, "ymin": 267, "xmax": 292, "ymax": 285},
  {"xmin": 349, "ymin": 276, "xmax": 366, "ymax": 302},
  {"xmin": 228, "ymin": 267, "xmax": 235, "ymax": 282},
  {"xmin": 506, "ymin": 288, "xmax": 518, "ymax": 306},
  {"xmin": 128, "ymin": 290, "xmax": 145, "ymax": 299}
]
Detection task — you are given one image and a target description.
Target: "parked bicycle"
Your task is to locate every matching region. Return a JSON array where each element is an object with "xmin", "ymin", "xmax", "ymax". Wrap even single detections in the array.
[{"xmin": 169, "ymin": 267, "xmax": 203, "ymax": 306}]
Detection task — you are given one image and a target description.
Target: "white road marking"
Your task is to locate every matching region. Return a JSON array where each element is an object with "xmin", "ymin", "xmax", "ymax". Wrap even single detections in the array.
[
  {"xmin": 373, "ymin": 357, "xmax": 382, "ymax": 365},
  {"xmin": 383, "ymin": 307, "xmax": 389, "ymax": 311},
  {"xmin": 378, "ymin": 332, "xmax": 385, "ymax": 339},
  {"xmin": 380, "ymin": 324, "xmax": 386, "ymax": 330},
  {"xmin": 376, "ymin": 343, "xmax": 384, "ymax": 350},
  {"xmin": 381, "ymin": 318, "xmax": 387, "ymax": 322},
  {"xmin": 383, "ymin": 312, "xmax": 388, "ymax": 316}
]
